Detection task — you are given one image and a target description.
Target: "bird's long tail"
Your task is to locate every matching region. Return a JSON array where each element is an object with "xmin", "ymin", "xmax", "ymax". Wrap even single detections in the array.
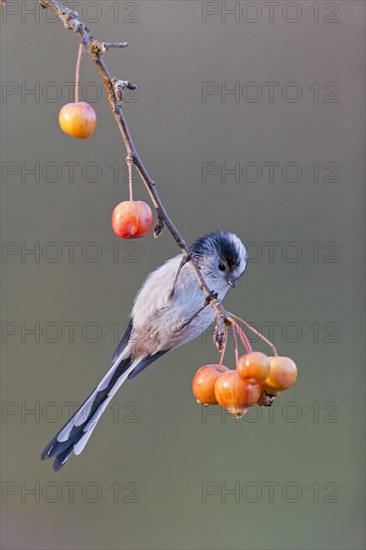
[{"xmin": 41, "ymin": 356, "xmax": 136, "ymax": 471}]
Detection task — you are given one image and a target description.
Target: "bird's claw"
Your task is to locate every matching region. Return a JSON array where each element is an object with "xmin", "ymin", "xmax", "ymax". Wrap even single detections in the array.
[
  {"xmin": 214, "ymin": 319, "xmax": 227, "ymax": 352},
  {"xmin": 205, "ymin": 290, "xmax": 218, "ymax": 305}
]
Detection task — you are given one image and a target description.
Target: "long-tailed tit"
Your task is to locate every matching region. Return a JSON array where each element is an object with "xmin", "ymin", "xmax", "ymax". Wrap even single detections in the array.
[{"xmin": 41, "ymin": 231, "xmax": 248, "ymax": 470}]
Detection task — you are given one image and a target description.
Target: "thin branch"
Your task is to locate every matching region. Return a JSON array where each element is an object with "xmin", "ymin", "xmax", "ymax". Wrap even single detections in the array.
[
  {"xmin": 174, "ymin": 302, "xmax": 209, "ymax": 333},
  {"xmin": 33, "ymin": 0, "xmax": 229, "ymax": 350},
  {"xmin": 174, "ymin": 290, "xmax": 218, "ymax": 333},
  {"xmin": 99, "ymin": 42, "xmax": 128, "ymax": 52},
  {"xmin": 168, "ymin": 254, "xmax": 191, "ymax": 300}
]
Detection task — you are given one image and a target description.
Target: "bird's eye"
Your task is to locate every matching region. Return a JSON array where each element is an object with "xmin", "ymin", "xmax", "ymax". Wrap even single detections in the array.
[{"xmin": 218, "ymin": 263, "xmax": 225, "ymax": 271}]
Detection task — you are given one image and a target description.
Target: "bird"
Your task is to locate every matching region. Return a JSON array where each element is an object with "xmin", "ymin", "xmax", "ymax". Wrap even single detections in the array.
[{"xmin": 41, "ymin": 231, "xmax": 248, "ymax": 470}]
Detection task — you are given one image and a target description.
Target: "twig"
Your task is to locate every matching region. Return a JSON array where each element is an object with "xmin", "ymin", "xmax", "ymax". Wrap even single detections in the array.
[
  {"xmin": 99, "ymin": 42, "xmax": 128, "ymax": 52},
  {"xmin": 33, "ymin": 0, "xmax": 229, "ymax": 350},
  {"xmin": 168, "ymin": 254, "xmax": 191, "ymax": 300},
  {"xmin": 174, "ymin": 290, "xmax": 218, "ymax": 333}
]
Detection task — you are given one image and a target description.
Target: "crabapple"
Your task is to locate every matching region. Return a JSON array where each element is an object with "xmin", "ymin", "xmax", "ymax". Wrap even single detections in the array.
[
  {"xmin": 58, "ymin": 102, "xmax": 97, "ymax": 139},
  {"xmin": 264, "ymin": 356, "xmax": 298, "ymax": 392},
  {"xmin": 112, "ymin": 201, "xmax": 154, "ymax": 239},
  {"xmin": 192, "ymin": 364, "xmax": 229, "ymax": 405},
  {"xmin": 236, "ymin": 352, "xmax": 270, "ymax": 384},
  {"xmin": 214, "ymin": 371, "xmax": 260, "ymax": 417}
]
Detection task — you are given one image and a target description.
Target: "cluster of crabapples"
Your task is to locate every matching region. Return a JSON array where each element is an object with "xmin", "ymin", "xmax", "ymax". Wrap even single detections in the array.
[
  {"xmin": 58, "ymin": 44, "xmax": 154, "ymax": 240},
  {"xmin": 192, "ymin": 352, "xmax": 297, "ymax": 417}
]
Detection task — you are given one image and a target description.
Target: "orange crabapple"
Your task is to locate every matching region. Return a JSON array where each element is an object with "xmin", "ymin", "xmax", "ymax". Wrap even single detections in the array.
[
  {"xmin": 192, "ymin": 364, "xmax": 229, "ymax": 405},
  {"xmin": 214, "ymin": 370, "xmax": 261, "ymax": 418},
  {"xmin": 236, "ymin": 351, "xmax": 270, "ymax": 384},
  {"xmin": 111, "ymin": 200, "xmax": 154, "ymax": 239},
  {"xmin": 263, "ymin": 356, "xmax": 298, "ymax": 392},
  {"xmin": 58, "ymin": 102, "xmax": 97, "ymax": 139}
]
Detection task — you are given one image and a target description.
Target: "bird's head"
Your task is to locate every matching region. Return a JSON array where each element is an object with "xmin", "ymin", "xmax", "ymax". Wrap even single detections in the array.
[{"xmin": 190, "ymin": 231, "xmax": 248, "ymax": 292}]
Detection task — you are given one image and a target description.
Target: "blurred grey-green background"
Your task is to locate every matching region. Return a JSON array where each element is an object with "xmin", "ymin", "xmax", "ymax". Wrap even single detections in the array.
[{"xmin": 1, "ymin": 1, "xmax": 365, "ymax": 549}]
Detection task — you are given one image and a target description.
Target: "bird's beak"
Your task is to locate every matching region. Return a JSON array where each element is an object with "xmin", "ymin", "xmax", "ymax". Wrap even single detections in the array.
[{"xmin": 227, "ymin": 277, "xmax": 236, "ymax": 288}]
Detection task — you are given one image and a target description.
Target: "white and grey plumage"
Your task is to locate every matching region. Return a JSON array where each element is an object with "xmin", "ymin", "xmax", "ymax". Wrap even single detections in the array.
[{"xmin": 41, "ymin": 231, "xmax": 248, "ymax": 470}]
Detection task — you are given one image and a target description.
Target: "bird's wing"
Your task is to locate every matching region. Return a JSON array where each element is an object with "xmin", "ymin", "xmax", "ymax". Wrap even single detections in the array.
[
  {"xmin": 127, "ymin": 349, "xmax": 170, "ymax": 379},
  {"xmin": 112, "ymin": 318, "xmax": 171, "ymax": 378},
  {"xmin": 111, "ymin": 318, "xmax": 133, "ymax": 363}
]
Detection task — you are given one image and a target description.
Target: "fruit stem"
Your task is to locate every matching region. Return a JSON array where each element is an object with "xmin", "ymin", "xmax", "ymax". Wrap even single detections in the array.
[
  {"xmin": 231, "ymin": 325, "xmax": 239, "ymax": 364},
  {"xmin": 218, "ymin": 325, "xmax": 228, "ymax": 369},
  {"xmin": 75, "ymin": 42, "xmax": 83, "ymax": 103},
  {"xmin": 230, "ymin": 319, "xmax": 253, "ymax": 354},
  {"xmin": 127, "ymin": 157, "xmax": 134, "ymax": 201},
  {"xmin": 230, "ymin": 313, "xmax": 278, "ymax": 356}
]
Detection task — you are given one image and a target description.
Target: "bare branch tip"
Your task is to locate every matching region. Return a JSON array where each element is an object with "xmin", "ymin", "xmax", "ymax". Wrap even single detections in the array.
[
  {"xmin": 154, "ymin": 220, "xmax": 165, "ymax": 238},
  {"xmin": 101, "ymin": 41, "xmax": 128, "ymax": 52},
  {"xmin": 125, "ymin": 81, "xmax": 138, "ymax": 91}
]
